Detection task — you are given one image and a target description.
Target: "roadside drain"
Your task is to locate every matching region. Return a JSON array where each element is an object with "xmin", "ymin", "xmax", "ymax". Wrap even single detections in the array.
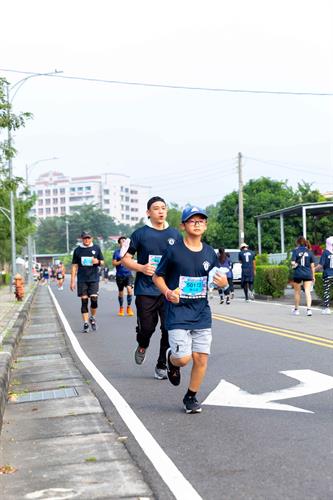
[
  {"xmin": 10, "ymin": 387, "xmax": 78, "ymax": 403},
  {"xmin": 17, "ymin": 354, "xmax": 62, "ymax": 361}
]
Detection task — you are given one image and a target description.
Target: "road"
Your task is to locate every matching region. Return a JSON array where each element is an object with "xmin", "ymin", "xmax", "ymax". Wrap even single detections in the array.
[{"xmin": 50, "ymin": 280, "xmax": 333, "ymax": 500}]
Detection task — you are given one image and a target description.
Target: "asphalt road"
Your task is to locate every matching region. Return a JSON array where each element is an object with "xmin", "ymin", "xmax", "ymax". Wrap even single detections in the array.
[{"xmin": 51, "ymin": 280, "xmax": 333, "ymax": 500}]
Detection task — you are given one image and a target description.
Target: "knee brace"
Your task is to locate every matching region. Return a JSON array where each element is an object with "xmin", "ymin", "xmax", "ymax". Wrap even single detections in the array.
[
  {"xmin": 90, "ymin": 295, "xmax": 98, "ymax": 309},
  {"xmin": 81, "ymin": 298, "xmax": 89, "ymax": 314}
]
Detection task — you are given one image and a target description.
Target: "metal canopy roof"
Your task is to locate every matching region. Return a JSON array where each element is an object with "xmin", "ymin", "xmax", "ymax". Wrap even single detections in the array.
[{"xmin": 255, "ymin": 201, "xmax": 333, "ymax": 220}]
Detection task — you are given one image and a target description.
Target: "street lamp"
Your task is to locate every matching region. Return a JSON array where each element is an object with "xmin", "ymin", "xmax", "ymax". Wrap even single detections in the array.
[
  {"xmin": 25, "ymin": 157, "xmax": 59, "ymax": 285},
  {"xmin": 6, "ymin": 70, "xmax": 62, "ymax": 290}
]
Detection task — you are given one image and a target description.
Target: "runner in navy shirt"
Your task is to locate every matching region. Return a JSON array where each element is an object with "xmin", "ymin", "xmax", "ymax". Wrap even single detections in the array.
[
  {"xmin": 112, "ymin": 236, "xmax": 134, "ymax": 317},
  {"xmin": 291, "ymin": 236, "xmax": 315, "ymax": 316},
  {"xmin": 316, "ymin": 236, "xmax": 333, "ymax": 314},
  {"xmin": 153, "ymin": 205, "xmax": 228, "ymax": 414},
  {"xmin": 121, "ymin": 196, "xmax": 180, "ymax": 380},
  {"xmin": 70, "ymin": 231, "xmax": 104, "ymax": 332},
  {"xmin": 238, "ymin": 243, "xmax": 256, "ymax": 301}
]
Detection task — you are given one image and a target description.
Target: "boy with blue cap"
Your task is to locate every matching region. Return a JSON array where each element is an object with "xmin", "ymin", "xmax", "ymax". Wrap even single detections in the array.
[{"xmin": 153, "ymin": 205, "xmax": 228, "ymax": 413}]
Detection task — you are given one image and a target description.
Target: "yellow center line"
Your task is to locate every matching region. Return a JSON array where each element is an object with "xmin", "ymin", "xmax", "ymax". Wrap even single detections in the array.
[{"xmin": 212, "ymin": 314, "xmax": 333, "ymax": 349}]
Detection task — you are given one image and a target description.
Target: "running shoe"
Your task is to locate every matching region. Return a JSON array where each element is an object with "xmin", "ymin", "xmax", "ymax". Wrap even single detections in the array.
[
  {"xmin": 154, "ymin": 365, "xmax": 168, "ymax": 380},
  {"xmin": 134, "ymin": 346, "xmax": 146, "ymax": 365},
  {"xmin": 118, "ymin": 307, "xmax": 124, "ymax": 316},
  {"xmin": 231, "ymin": 292, "xmax": 234, "ymax": 299},
  {"xmin": 82, "ymin": 322, "xmax": 89, "ymax": 333},
  {"xmin": 126, "ymin": 306, "xmax": 134, "ymax": 316},
  {"xmin": 226, "ymin": 296, "xmax": 231, "ymax": 305},
  {"xmin": 89, "ymin": 316, "xmax": 97, "ymax": 331},
  {"xmin": 292, "ymin": 308, "xmax": 300, "ymax": 315},
  {"xmin": 166, "ymin": 348, "xmax": 181, "ymax": 386},
  {"xmin": 249, "ymin": 290, "xmax": 255, "ymax": 300},
  {"xmin": 306, "ymin": 309, "xmax": 312, "ymax": 317},
  {"xmin": 183, "ymin": 394, "xmax": 202, "ymax": 414},
  {"xmin": 220, "ymin": 298, "xmax": 224, "ymax": 304},
  {"xmin": 322, "ymin": 308, "xmax": 331, "ymax": 315}
]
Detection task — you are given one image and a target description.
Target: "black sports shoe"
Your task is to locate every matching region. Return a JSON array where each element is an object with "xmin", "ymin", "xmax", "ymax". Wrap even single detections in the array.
[
  {"xmin": 183, "ymin": 394, "xmax": 202, "ymax": 414},
  {"xmin": 226, "ymin": 296, "xmax": 230, "ymax": 305},
  {"xmin": 166, "ymin": 348, "xmax": 181, "ymax": 386},
  {"xmin": 134, "ymin": 346, "xmax": 146, "ymax": 365},
  {"xmin": 89, "ymin": 316, "xmax": 97, "ymax": 331},
  {"xmin": 82, "ymin": 322, "xmax": 89, "ymax": 333}
]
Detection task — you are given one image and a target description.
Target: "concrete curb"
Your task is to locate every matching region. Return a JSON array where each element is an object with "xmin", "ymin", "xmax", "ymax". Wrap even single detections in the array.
[{"xmin": 0, "ymin": 286, "xmax": 37, "ymax": 430}]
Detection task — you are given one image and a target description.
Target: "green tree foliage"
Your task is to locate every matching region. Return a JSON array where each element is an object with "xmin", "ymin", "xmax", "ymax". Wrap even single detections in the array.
[{"xmin": 166, "ymin": 203, "xmax": 182, "ymax": 230}]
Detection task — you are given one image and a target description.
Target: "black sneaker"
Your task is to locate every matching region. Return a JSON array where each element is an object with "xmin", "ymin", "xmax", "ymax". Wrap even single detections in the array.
[
  {"xmin": 183, "ymin": 394, "xmax": 202, "ymax": 414},
  {"xmin": 134, "ymin": 346, "xmax": 146, "ymax": 365},
  {"xmin": 89, "ymin": 316, "xmax": 97, "ymax": 331},
  {"xmin": 220, "ymin": 298, "xmax": 224, "ymax": 304},
  {"xmin": 226, "ymin": 296, "xmax": 230, "ymax": 305},
  {"xmin": 166, "ymin": 348, "xmax": 181, "ymax": 386},
  {"xmin": 82, "ymin": 322, "xmax": 89, "ymax": 333}
]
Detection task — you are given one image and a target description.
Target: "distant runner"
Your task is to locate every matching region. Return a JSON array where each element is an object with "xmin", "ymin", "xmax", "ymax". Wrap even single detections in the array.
[
  {"xmin": 56, "ymin": 261, "xmax": 65, "ymax": 290},
  {"xmin": 153, "ymin": 205, "xmax": 228, "ymax": 413},
  {"xmin": 70, "ymin": 231, "xmax": 104, "ymax": 332},
  {"xmin": 316, "ymin": 236, "xmax": 333, "ymax": 314},
  {"xmin": 239, "ymin": 243, "xmax": 256, "ymax": 301},
  {"xmin": 291, "ymin": 236, "xmax": 315, "ymax": 316},
  {"xmin": 121, "ymin": 196, "xmax": 180, "ymax": 380},
  {"xmin": 112, "ymin": 237, "xmax": 134, "ymax": 316}
]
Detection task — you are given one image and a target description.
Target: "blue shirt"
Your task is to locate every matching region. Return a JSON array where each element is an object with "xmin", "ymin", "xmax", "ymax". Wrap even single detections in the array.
[
  {"xmin": 113, "ymin": 249, "xmax": 132, "ymax": 277},
  {"xmin": 239, "ymin": 250, "xmax": 255, "ymax": 279},
  {"xmin": 219, "ymin": 257, "xmax": 233, "ymax": 279},
  {"xmin": 319, "ymin": 250, "xmax": 333, "ymax": 278},
  {"xmin": 72, "ymin": 244, "xmax": 104, "ymax": 283},
  {"xmin": 291, "ymin": 246, "xmax": 314, "ymax": 280},
  {"xmin": 155, "ymin": 239, "xmax": 219, "ymax": 330},
  {"xmin": 128, "ymin": 225, "xmax": 180, "ymax": 296}
]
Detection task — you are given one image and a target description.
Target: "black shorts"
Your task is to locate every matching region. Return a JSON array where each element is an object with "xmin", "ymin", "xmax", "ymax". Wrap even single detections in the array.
[
  {"xmin": 116, "ymin": 275, "xmax": 133, "ymax": 291},
  {"xmin": 293, "ymin": 278, "xmax": 312, "ymax": 284},
  {"xmin": 77, "ymin": 281, "xmax": 99, "ymax": 297}
]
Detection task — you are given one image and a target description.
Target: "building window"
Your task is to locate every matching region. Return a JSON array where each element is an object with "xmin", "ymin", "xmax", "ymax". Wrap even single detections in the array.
[
  {"xmin": 37, "ymin": 190, "xmax": 43, "ymax": 196},
  {"xmin": 38, "ymin": 208, "xmax": 43, "ymax": 215},
  {"xmin": 45, "ymin": 199, "xmax": 50, "ymax": 205},
  {"xmin": 61, "ymin": 206, "xmax": 66, "ymax": 214},
  {"xmin": 60, "ymin": 197, "xmax": 66, "ymax": 204},
  {"xmin": 85, "ymin": 186, "xmax": 91, "ymax": 191},
  {"xmin": 45, "ymin": 189, "xmax": 51, "ymax": 196},
  {"xmin": 53, "ymin": 189, "xmax": 58, "ymax": 195},
  {"xmin": 125, "ymin": 196, "xmax": 129, "ymax": 202},
  {"xmin": 130, "ymin": 190, "xmax": 138, "ymax": 195},
  {"xmin": 60, "ymin": 188, "xmax": 65, "ymax": 194},
  {"xmin": 53, "ymin": 198, "xmax": 58, "ymax": 204},
  {"xmin": 104, "ymin": 199, "xmax": 110, "ymax": 204},
  {"xmin": 125, "ymin": 205, "xmax": 129, "ymax": 211},
  {"xmin": 77, "ymin": 187, "xmax": 83, "ymax": 192},
  {"xmin": 103, "ymin": 189, "xmax": 109, "ymax": 195},
  {"xmin": 130, "ymin": 198, "xmax": 138, "ymax": 203},
  {"xmin": 38, "ymin": 199, "xmax": 43, "ymax": 206},
  {"xmin": 53, "ymin": 207, "xmax": 58, "ymax": 214},
  {"xmin": 126, "ymin": 214, "xmax": 130, "ymax": 220},
  {"xmin": 70, "ymin": 187, "xmax": 75, "ymax": 193},
  {"xmin": 46, "ymin": 208, "xmax": 51, "ymax": 214}
]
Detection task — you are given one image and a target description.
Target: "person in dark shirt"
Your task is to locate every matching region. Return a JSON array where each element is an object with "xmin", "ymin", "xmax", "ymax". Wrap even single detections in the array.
[
  {"xmin": 217, "ymin": 248, "xmax": 233, "ymax": 304},
  {"xmin": 153, "ymin": 205, "xmax": 228, "ymax": 414},
  {"xmin": 291, "ymin": 235, "xmax": 315, "ymax": 316},
  {"xmin": 121, "ymin": 196, "xmax": 180, "ymax": 380},
  {"xmin": 315, "ymin": 236, "xmax": 333, "ymax": 314},
  {"xmin": 112, "ymin": 236, "xmax": 134, "ymax": 316},
  {"xmin": 70, "ymin": 231, "xmax": 104, "ymax": 332},
  {"xmin": 238, "ymin": 243, "xmax": 256, "ymax": 301}
]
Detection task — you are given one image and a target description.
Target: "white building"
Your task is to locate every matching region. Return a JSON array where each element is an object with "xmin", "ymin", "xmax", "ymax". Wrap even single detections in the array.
[{"xmin": 30, "ymin": 171, "xmax": 151, "ymax": 225}]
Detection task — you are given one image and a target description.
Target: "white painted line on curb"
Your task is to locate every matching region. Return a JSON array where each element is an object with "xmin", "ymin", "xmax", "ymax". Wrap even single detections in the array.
[{"xmin": 48, "ymin": 287, "xmax": 202, "ymax": 500}]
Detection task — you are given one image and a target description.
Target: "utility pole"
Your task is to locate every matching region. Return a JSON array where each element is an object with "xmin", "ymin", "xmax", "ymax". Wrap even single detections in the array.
[
  {"xmin": 238, "ymin": 152, "xmax": 244, "ymax": 247},
  {"xmin": 7, "ymin": 85, "xmax": 17, "ymax": 291}
]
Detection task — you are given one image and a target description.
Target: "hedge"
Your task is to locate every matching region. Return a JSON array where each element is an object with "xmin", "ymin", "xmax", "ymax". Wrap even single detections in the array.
[
  {"xmin": 314, "ymin": 273, "xmax": 333, "ymax": 302},
  {"xmin": 0, "ymin": 272, "xmax": 10, "ymax": 286},
  {"xmin": 254, "ymin": 265, "xmax": 289, "ymax": 298}
]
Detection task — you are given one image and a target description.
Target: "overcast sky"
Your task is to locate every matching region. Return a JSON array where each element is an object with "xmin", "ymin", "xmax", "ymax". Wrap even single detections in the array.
[{"xmin": 1, "ymin": 0, "xmax": 333, "ymax": 208}]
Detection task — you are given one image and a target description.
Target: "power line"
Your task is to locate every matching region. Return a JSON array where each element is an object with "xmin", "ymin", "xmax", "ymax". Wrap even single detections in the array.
[
  {"xmin": 244, "ymin": 156, "xmax": 333, "ymax": 178},
  {"xmin": 1, "ymin": 68, "xmax": 332, "ymax": 96}
]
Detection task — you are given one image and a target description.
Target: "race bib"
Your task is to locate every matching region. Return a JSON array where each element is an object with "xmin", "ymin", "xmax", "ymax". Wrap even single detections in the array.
[
  {"xmin": 179, "ymin": 276, "xmax": 207, "ymax": 299},
  {"xmin": 149, "ymin": 255, "xmax": 162, "ymax": 268},
  {"xmin": 81, "ymin": 256, "xmax": 93, "ymax": 266}
]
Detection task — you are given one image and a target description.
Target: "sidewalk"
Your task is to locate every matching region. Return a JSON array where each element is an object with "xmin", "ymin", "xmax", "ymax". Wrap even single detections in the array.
[{"xmin": 0, "ymin": 285, "xmax": 153, "ymax": 499}]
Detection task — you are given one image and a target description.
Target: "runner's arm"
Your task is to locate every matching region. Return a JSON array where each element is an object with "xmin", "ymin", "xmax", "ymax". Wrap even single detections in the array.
[
  {"xmin": 70, "ymin": 264, "xmax": 78, "ymax": 291},
  {"xmin": 121, "ymin": 253, "xmax": 155, "ymax": 276},
  {"xmin": 152, "ymin": 274, "xmax": 180, "ymax": 303}
]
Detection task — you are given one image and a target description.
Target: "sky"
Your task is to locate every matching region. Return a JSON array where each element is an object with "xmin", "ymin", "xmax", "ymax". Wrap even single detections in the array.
[{"xmin": 1, "ymin": 0, "xmax": 333, "ymax": 209}]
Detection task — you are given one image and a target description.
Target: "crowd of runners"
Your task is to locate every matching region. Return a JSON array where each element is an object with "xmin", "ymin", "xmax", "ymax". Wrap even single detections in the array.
[{"xmin": 38, "ymin": 196, "xmax": 333, "ymax": 414}]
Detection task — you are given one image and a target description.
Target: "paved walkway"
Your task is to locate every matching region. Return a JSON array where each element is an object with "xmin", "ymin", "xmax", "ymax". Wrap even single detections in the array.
[
  {"xmin": 0, "ymin": 285, "xmax": 23, "ymax": 343},
  {"xmin": 0, "ymin": 286, "xmax": 153, "ymax": 499}
]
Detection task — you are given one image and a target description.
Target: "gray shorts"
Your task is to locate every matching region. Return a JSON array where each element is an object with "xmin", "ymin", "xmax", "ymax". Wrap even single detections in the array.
[{"xmin": 168, "ymin": 328, "xmax": 212, "ymax": 358}]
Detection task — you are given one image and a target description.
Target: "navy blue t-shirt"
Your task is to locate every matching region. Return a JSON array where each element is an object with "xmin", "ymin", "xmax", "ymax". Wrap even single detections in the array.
[
  {"xmin": 72, "ymin": 244, "xmax": 104, "ymax": 283},
  {"xmin": 319, "ymin": 250, "xmax": 333, "ymax": 278},
  {"xmin": 155, "ymin": 239, "xmax": 219, "ymax": 330},
  {"xmin": 239, "ymin": 250, "xmax": 255, "ymax": 279},
  {"xmin": 291, "ymin": 246, "xmax": 314, "ymax": 280},
  {"xmin": 128, "ymin": 225, "xmax": 180, "ymax": 296},
  {"xmin": 113, "ymin": 249, "xmax": 132, "ymax": 277}
]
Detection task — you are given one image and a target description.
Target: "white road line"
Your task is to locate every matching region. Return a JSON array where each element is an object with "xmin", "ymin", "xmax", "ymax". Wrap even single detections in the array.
[{"xmin": 48, "ymin": 287, "xmax": 202, "ymax": 500}]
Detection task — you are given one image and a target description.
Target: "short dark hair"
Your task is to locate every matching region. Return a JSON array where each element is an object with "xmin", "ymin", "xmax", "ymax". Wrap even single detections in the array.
[
  {"xmin": 147, "ymin": 196, "xmax": 166, "ymax": 210},
  {"xmin": 118, "ymin": 236, "xmax": 126, "ymax": 244}
]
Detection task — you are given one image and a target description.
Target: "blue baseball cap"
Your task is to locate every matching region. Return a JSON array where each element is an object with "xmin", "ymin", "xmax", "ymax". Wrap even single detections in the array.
[{"xmin": 181, "ymin": 206, "xmax": 208, "ymax": 223}]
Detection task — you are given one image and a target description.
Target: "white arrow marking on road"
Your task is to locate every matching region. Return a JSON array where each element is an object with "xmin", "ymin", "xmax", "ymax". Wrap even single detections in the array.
[{"xmin": 202, "ymin": 370, "xmax": 333, "ymax": 413}]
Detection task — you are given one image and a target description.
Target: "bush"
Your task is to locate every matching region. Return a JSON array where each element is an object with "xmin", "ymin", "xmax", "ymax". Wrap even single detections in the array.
[
  {"xmin": 314, "ymin": 273, "xmax": 333, "ymax": 302},
  {"xmin": 0, "ymin": 272, "xmax": 10, "ymax": 286},
  {"xmin": 254, "ymin": 265, "xmax": 289, "ymax": 298},
  {"xmin": 255, "ymin": 253, "xmax": 270, "ymax": 266}
]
